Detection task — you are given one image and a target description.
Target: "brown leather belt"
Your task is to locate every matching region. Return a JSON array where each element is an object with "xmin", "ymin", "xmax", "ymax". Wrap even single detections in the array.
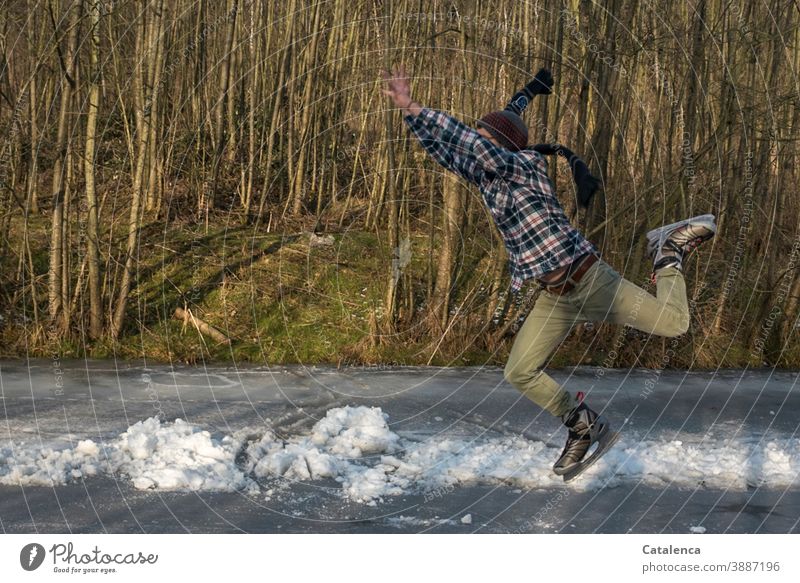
[{"xmin": 539, "ymin": 253, "xmax": 599, "ymax": 296}]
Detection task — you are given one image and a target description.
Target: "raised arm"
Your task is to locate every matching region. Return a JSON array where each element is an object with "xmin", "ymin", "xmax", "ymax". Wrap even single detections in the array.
[
  {"xmin": 382, "ymin": 66, "xmax": 541, "ymax": 185},
  {"xmin": 382, "ymin": 67, "xmax": 482, "ymax": 184},
  {"xmin": 405, "ymin": 122, "xmax": 477, "ymax": 183},
  {"xmin": 416, "ymin": 96, "xmax": 542, "ymax": 184}
]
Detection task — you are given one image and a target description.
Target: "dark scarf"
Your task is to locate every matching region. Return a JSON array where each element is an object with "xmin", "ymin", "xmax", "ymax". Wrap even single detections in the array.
[
  {"xmin": 505, "ymin": 73, "xmax": 600, "ymax": 208},
  {"xmin": 528, "ymin": 143, "xmax": 599, "ymax": 209}
]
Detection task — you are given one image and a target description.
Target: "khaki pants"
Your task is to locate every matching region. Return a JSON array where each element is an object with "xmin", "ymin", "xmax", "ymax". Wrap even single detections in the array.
[{"xmin": 504, "ymin": 259, "xmax": 690, "ymax": 417}]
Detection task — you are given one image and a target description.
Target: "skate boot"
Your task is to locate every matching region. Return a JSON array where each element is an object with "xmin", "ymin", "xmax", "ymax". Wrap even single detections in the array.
[
  {"xmin": 646, "ymin": 213, "xmax": 716, "ymax": 278},
  {"xmin": 553, "ymin": 392, "xmax": 620, "ymax": 482}
]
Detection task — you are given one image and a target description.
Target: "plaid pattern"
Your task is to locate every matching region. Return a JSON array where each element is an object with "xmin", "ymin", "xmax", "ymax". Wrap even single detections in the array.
[{"xmin": 404, "ymin": 108, "xmax": 597, "ymax": 292}]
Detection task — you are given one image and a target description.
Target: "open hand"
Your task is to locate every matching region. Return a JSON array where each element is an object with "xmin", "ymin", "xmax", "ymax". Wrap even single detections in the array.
[{"xmin": 381, "ymin": 66, "xmax": 412, "ymax": 109}]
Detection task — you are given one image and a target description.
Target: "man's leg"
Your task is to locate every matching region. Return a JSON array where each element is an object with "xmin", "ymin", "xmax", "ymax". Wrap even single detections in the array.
[
  {"xmin": 504, "ymin": 290, "xmax": 585, "ymax": 417},
  {"xmin": 578, "ymin": 261, "xmax": 690, "ymax": 337},
  {"xmin": 606, "ymin": 213, "xmax": 716, "ymax": 335}
]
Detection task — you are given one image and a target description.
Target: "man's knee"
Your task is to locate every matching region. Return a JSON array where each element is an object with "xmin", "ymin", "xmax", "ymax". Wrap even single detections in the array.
[
  {"xmin": 659, "ymin": 313, "xmax": 690, "ymax": 338},
  {"xmin": 504, "ymin": 360, "xmax": 545, "ymax": 388}
]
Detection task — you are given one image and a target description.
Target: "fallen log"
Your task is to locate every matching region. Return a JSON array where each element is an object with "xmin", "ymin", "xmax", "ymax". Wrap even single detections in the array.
[{"xmin": 173, "ymin": 307, "xmax": 231, "ymax": 345}]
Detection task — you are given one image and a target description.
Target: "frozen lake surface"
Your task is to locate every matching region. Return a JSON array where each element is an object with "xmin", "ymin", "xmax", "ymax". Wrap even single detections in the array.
[{"xmin": 1, "ymin": 360, "xmax": 799, "ymax": 533}]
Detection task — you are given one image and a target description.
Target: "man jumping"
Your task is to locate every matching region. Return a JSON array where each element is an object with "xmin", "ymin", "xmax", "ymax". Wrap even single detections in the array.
[{"xmin": 381, "ymin": 66, "xmax": 716, "ymax": 481}]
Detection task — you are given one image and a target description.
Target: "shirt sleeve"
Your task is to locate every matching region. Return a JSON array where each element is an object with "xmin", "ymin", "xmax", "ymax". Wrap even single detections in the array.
[
  {"xmin": 403, "ymin": 108, "xmax": 483, "ymax": 185},
  {"xmin": 471, "ymin": 138, "xmax": 539, "ymax": 184}
]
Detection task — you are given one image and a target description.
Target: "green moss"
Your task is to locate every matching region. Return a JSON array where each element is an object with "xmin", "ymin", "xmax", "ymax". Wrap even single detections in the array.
[{"xmin": 2, "ymin": 215, "xmax": 780, "ymax": 369}]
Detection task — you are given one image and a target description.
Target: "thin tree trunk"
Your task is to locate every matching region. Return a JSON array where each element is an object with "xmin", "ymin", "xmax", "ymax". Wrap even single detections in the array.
[
  {"xmin": 289, "ymin": 0, "xmax": 323, "ymax": 216},
  {"xmin": 255, "ymin": 0, "xmax": 294, "ymax": 221},
  {"xmin": 84, "ymin": 0, "xmax": 102, "ymax": 338},
  {"xmin": 48, "ymin": 0, "xmax": 80, "ymax": 329},
  {"xmin": 210, "ymin": 0, "xmax": 238, "ymax": 207},
  {"xmin": 26, "ymin": 0, "xmax": 39, "ymax": 215},
  {"xmin": 111, "ymin": 3, "xmax": 152, "ymax": 338}
]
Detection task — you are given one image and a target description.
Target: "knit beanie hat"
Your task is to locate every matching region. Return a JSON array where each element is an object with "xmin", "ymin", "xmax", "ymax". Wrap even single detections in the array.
[{"xmin": 476, "ymin": 110, "xmax": 528, "ymax": 151}]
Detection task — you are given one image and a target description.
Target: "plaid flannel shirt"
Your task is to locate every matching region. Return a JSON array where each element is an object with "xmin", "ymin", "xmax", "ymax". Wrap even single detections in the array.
[{"xmin": 403, "ymin": 107, "xmax": 597, "ymax": 292}]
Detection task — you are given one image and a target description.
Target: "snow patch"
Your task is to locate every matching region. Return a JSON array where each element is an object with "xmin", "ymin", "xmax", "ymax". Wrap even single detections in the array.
[{"xmin": 2, "ymin": 406, "xmax": 800, "ymax": 507}]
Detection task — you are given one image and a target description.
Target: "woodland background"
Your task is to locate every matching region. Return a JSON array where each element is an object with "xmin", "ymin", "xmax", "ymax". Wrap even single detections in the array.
[{"xmin": 0, "ymin": 0, "xmax": 798, "ymax": 368}]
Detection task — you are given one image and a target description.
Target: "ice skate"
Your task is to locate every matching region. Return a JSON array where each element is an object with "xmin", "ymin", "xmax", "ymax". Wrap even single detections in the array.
[
  {"xmin": 553, "ymin": 392, "xmax": 620, "ymax": 482},
  {"xmin": 647, "ymin": 213, "xmax": 717, "ymax": 273}
]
